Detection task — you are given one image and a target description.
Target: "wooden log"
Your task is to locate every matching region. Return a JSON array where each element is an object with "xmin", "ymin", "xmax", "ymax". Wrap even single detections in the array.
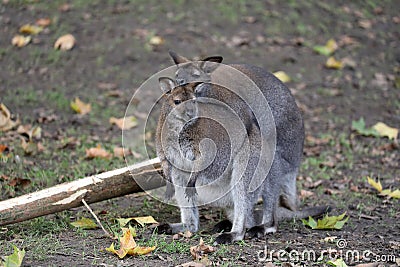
[{"xmin": 0, "ymin": 158, "xmax": 163, "ymax": 227}]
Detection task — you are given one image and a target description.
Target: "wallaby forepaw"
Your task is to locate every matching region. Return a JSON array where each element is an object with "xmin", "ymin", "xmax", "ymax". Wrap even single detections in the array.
[
  {"xmin": 156, "ymin": 223, "xmax": 173, "ymax": 235},
  {"xmin": 184, "ymin": 187, "xmax": 198, "ymax": 200},
  {"xmin": 214, "ymin": 232, "xmax": 234, "ymax": 245},
  {"xmin": 212, "ymin": 220, "xmax": 232, "ymax": 233}
]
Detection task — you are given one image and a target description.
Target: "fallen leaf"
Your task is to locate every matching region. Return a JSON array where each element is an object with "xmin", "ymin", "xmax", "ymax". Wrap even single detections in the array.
[
  {"xmin": 325, "ymin": 57, "xmax": 343, "ymax": 69},
  {"xmin": 358, "ymin": 19, "xmax": 372, "ymax": 29},
  {"xmin": 17, "ymin": 125, "xmax": 41, "ymax": 140},
  {"xmin": 2, "ymin": 245, "xmax": 25, "ymax": 267},
  {"xmin": 70, "ymin": 217, "xmax": 98, "ymax": 229},
  {"xmin": 190, "ymin": 238, "xmax": 216, "ymax": 261},
  {"xmin": 327, "ymin": 258, "xmax": 348, "ymax": 267},
  {"xmin": 36, "ymin": 18, "xmax": 51, "ymax": 27},
  {"xmin": 313, "ymin": 39, "xmax": 338, "ymax": 56},
  {"xmin": 0, "ymin": 144, "xmax": 8, "ymax": 154},
  {"xmin": 106, "ymin": 228, "xmax": 156, "ymax": 259},
  {"xmin": 388, "ymin": 189, "xmax": 400, "ymax": 199},
  {"xmin": 324, "ymin": 236, "xmax": 337, "ymax": 242},
  {"xmin": 302, "ymin": 212, "xmax": 348, "ymax": 230},
  {"xmin": 20, "ymin": 138, "xmax": 38, "ymax": 155},
  {"xmin": 70, "ymin": 97, "xmax": 91, "ymax": 115},
  {"xmin": 11, "ymin": 35, "xmax": 32, "ymax": 47},
  {"xmin": 54, "ymin": 34, "xmax": 76, "ymax": 50},
  {"xmin": 113, "ymin": 147, "xmax": 131, "ymax": 158},
  {"xmin": 272, "ymin": 71, "xmax": 291, "ymax": 83},
  {"xmin": 8, "ymin": 177, "xmax": 31, "ymax": 189},
  {"xmin": 367, "ymin": 176, "xmax": 382, "ymax": 192},
  {"xmin": 85, "ymin": 144, "xmax": 111, "ymax": 159},
  {"xmin": 149, "ymin": 35, "xmax": 164, "ymax": 46},
  {"xmin": 132, "ymin": 216, "xmax": 158, "ymax": 227},
  {"xmin": 351, "ymin": 118, "xmax": 379, "ymax": 137},
  {"xmin": 300, "ymin": 189, "xmax": 314, "ymax": 200},
  {"xmin": 109, "ymin": 116, "xmax": 137, "ymax": 130},
  {"xmin": 372, "ymin": 122, "xmax": 398, "ymax": 140},
  {"xmin": 180, "ymin": 230, "xmax": 193, "ymax": 238},
  {"xmin": 19, "ymin": 24, "xmax": 43, "ymax": 35}
]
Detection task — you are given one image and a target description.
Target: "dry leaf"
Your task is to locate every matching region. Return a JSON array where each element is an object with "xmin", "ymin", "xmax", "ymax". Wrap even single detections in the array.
[
  {"xmin": 325, "ymin": 57, "xmax": 343, "ymax": 69},
  {"xmin": 70, "ymin": 218, "xmax": 98, "ymax": 229},
  {"xmin": 109, "ymin": 116, "xmax": 137, "ymax": 130},
  {"xmin": 190, "ymin": 238, "xmax": 216, "ymax": 261},
  {"xmin": 85, "ymin": 144, "xmax": 112, "ymax": 159},
  {"xmin": 20, "ymin": 138, "xmax": 38, "ymax": 155},
  {"xmin": 8, "ymin": 177, "xmax": 31, "ymax": 189},
  {"xmin": 0, "ymin": 103, "xmax": 20, "ymax": 131},
  {"xmin": 367, "ymin": 176, "xmax": 383, "ymax": 192},
  {"xmin": 36, "ymin": 18, "xmax": 51, "ymax": 27},
  {"xmin": 131, "ymin": 216, "xmax": 158, "ymax": 227},
  {"xmin": 19, "ymin": 24, "xmax": 43, "ymax": 35},
  {"xmin": 54, "ymin": 34, "xmax": 76, "ymax": 50},
  {"xmin": 149, "ymin": 35, "xmax": 164, "ymax": 46},
  {"xmin": 70, "ymin": 97, "xmax": 91, "ymax": 115},
  {"xmin": 372, "ymin": 122, "xmax": 398, "ymax": 140},
  {"xmin": 11, "ymin": 35, "xmax": 31, "ymax": 47},
  {"xmin": 272, "ymin": 71, "xmax": 291, "ymax": 83},
  {"xmin": 106, "ymin": 228, "xmax": 156, "ymax": 259},
  {"xmin": 300, "ymin": 189, "xmax": 314, "ymax": 200},
  {"xmin": 113, "ymin": 147, "xmax": 132, "ymax": 158},
  {"xmin": 17, "ymin": 125, "xmax": 42, "ymax": 140}
]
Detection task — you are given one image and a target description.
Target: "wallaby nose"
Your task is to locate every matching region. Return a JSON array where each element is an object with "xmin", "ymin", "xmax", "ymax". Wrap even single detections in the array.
[{"xmin": 176, "ymin": 78, "xmax": 185, "ymax": 85}]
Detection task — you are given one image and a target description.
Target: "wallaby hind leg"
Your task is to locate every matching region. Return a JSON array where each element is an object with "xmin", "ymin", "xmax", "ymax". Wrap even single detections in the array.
[{"xmin": 280, "ymin": 171, "xmax": 298, "ymax": 211}]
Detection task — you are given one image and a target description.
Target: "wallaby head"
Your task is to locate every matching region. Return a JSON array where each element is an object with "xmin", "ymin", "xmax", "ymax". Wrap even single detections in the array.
[
  {"xmin": 158, "ymin": 77, "xmax": 202, "ymax": 123},
  {"xmin": 169, "ymin": 51, "xmax": 223, "ymax": 85}
]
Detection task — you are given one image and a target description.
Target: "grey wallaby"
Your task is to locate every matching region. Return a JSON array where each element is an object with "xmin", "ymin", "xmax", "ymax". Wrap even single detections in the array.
[{"xmin": 155, "ymin": 52, "xmax": 330, "ymax": 244}]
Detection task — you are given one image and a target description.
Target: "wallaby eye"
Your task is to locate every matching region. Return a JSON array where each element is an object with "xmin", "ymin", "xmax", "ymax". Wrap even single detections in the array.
[{"xmin": 174, "ymin": 99, "xmax": 182, "ymax": 105}]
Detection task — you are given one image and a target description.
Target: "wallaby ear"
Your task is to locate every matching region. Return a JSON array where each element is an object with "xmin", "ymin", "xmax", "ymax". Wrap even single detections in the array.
[
  {"xmin": 169, "ymin": 51, "xmax": 190, "ymax": 65},
  {"xmin": 159, "ymin": 77, "xmax": 176, "ymax": 93},
  {"xmin": 200, "ymin": 56, "xmax": 223, "ymax": 74},
  {"xmin": 202, "ymin": 56, "xmax": 223, "ymax": 63}
]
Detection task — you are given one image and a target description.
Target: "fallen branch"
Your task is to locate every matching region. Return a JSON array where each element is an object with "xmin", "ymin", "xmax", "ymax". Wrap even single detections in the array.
[{"xmin": 0, "ymin": 158, "xmax": 163, "ymax": 227}]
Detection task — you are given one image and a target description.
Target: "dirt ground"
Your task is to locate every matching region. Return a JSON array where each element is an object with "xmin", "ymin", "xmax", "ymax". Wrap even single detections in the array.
[{"xmin": 0, "ymin": 1, "xmax": 399, "ymax": 266}]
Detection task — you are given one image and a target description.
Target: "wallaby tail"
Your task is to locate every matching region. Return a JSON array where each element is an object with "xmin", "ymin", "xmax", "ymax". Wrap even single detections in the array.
[{"xmin": 277, "ymin": 205, "xmax": 332, "ymax": 221}]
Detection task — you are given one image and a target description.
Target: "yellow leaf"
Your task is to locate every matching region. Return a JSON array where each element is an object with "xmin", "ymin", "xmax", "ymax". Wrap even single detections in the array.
[
  {"xmin": 70, "ymin": 97, "xmax": 91, "ymax": 115},
  {"xmin": 85, "ymin": 144, "xmax": 112, "ymax": 159},
  {"xmin": 273, "ymin": 71, "xmax": 291, "ymax": 83},
  {"xmin": 70, "ymin": 218, "xmax": 98, "ymax": 229},
  {"xmin": 19, "ymin": 24, "xmax": 43, "ymax": 35},
  {"xmin": 11, "ymin": 35, "xmax": 31, "ymax": 47},
  {"xmin": 131, "ymin": 216, "xmax": 158, "ymax": 227},
  {"xmin": 149, "ymin": 36, "xmax": 164, "ymax": 46},
  {"xmin": 106, "ymin": 228, "xmax": 156, "ymax": 259},
  {"xmin": 372, "ymin": 122, "xmax": 398, "ymax": 140},
  {"xmin": 0, "ymin": 103, "xmax": 20, "ymax": 132},
  {"xmin": 109, "ymin": 116, "xmax": 137, "ymax": 130},
  {"xmin": 367, "ymin": 176, "xmax": 382, "ymax": 192},
  {"xmin": 54, "ymin": 34, "xmax": 76, "ymax": 50},
  {"xmin": 325, "ymin": 57, "xmax": 343, "ymax": 69},
  {"xmin": 128, "ymin": 245, "xmax": 156, "ymax": 256},
  {"xmin": 325, "ymin": 39, "xmax": 339, "ymax": 54},
  {"xmin": 3, "ymin": 245, "xmax": 25, "ymax": 267},
  {"xmin": 388, "ymin": 189, "xmax": 400, "ymax": 199},
  {"xmin": 380, "ymin": 189, "xmax": 392, "ymax": 196}
]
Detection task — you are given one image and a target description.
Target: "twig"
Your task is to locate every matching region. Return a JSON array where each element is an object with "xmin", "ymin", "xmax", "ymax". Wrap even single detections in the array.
[{"xmin": 81, "ymin": 198, "xmax": 113, "ymax": 238}]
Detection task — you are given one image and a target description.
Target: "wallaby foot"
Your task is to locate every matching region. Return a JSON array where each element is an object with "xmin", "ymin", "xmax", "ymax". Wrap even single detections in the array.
[
  {"xmin": 246, "ymin": 224, "xmax": 277, "ymax": 239},
  {"xmin": 212, "ymin": 220, "xmax": 232, "ymax": 233},
  {"xmin": 214, "ymin": 231, "xmax": 245, "ymax": 245},
  {"xmin": 157, "ymin": 222, "xmax": 197, "ymax": 234}
]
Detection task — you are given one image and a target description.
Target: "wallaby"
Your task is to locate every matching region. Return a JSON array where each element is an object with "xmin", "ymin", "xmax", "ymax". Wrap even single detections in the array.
[
  {"xmin": 155, "ymin": 75, "xmax": 329, "ymax": 244},
  {"xmin": 157, "ymin": 52, "xmax": 331, "ymax": 242}
]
